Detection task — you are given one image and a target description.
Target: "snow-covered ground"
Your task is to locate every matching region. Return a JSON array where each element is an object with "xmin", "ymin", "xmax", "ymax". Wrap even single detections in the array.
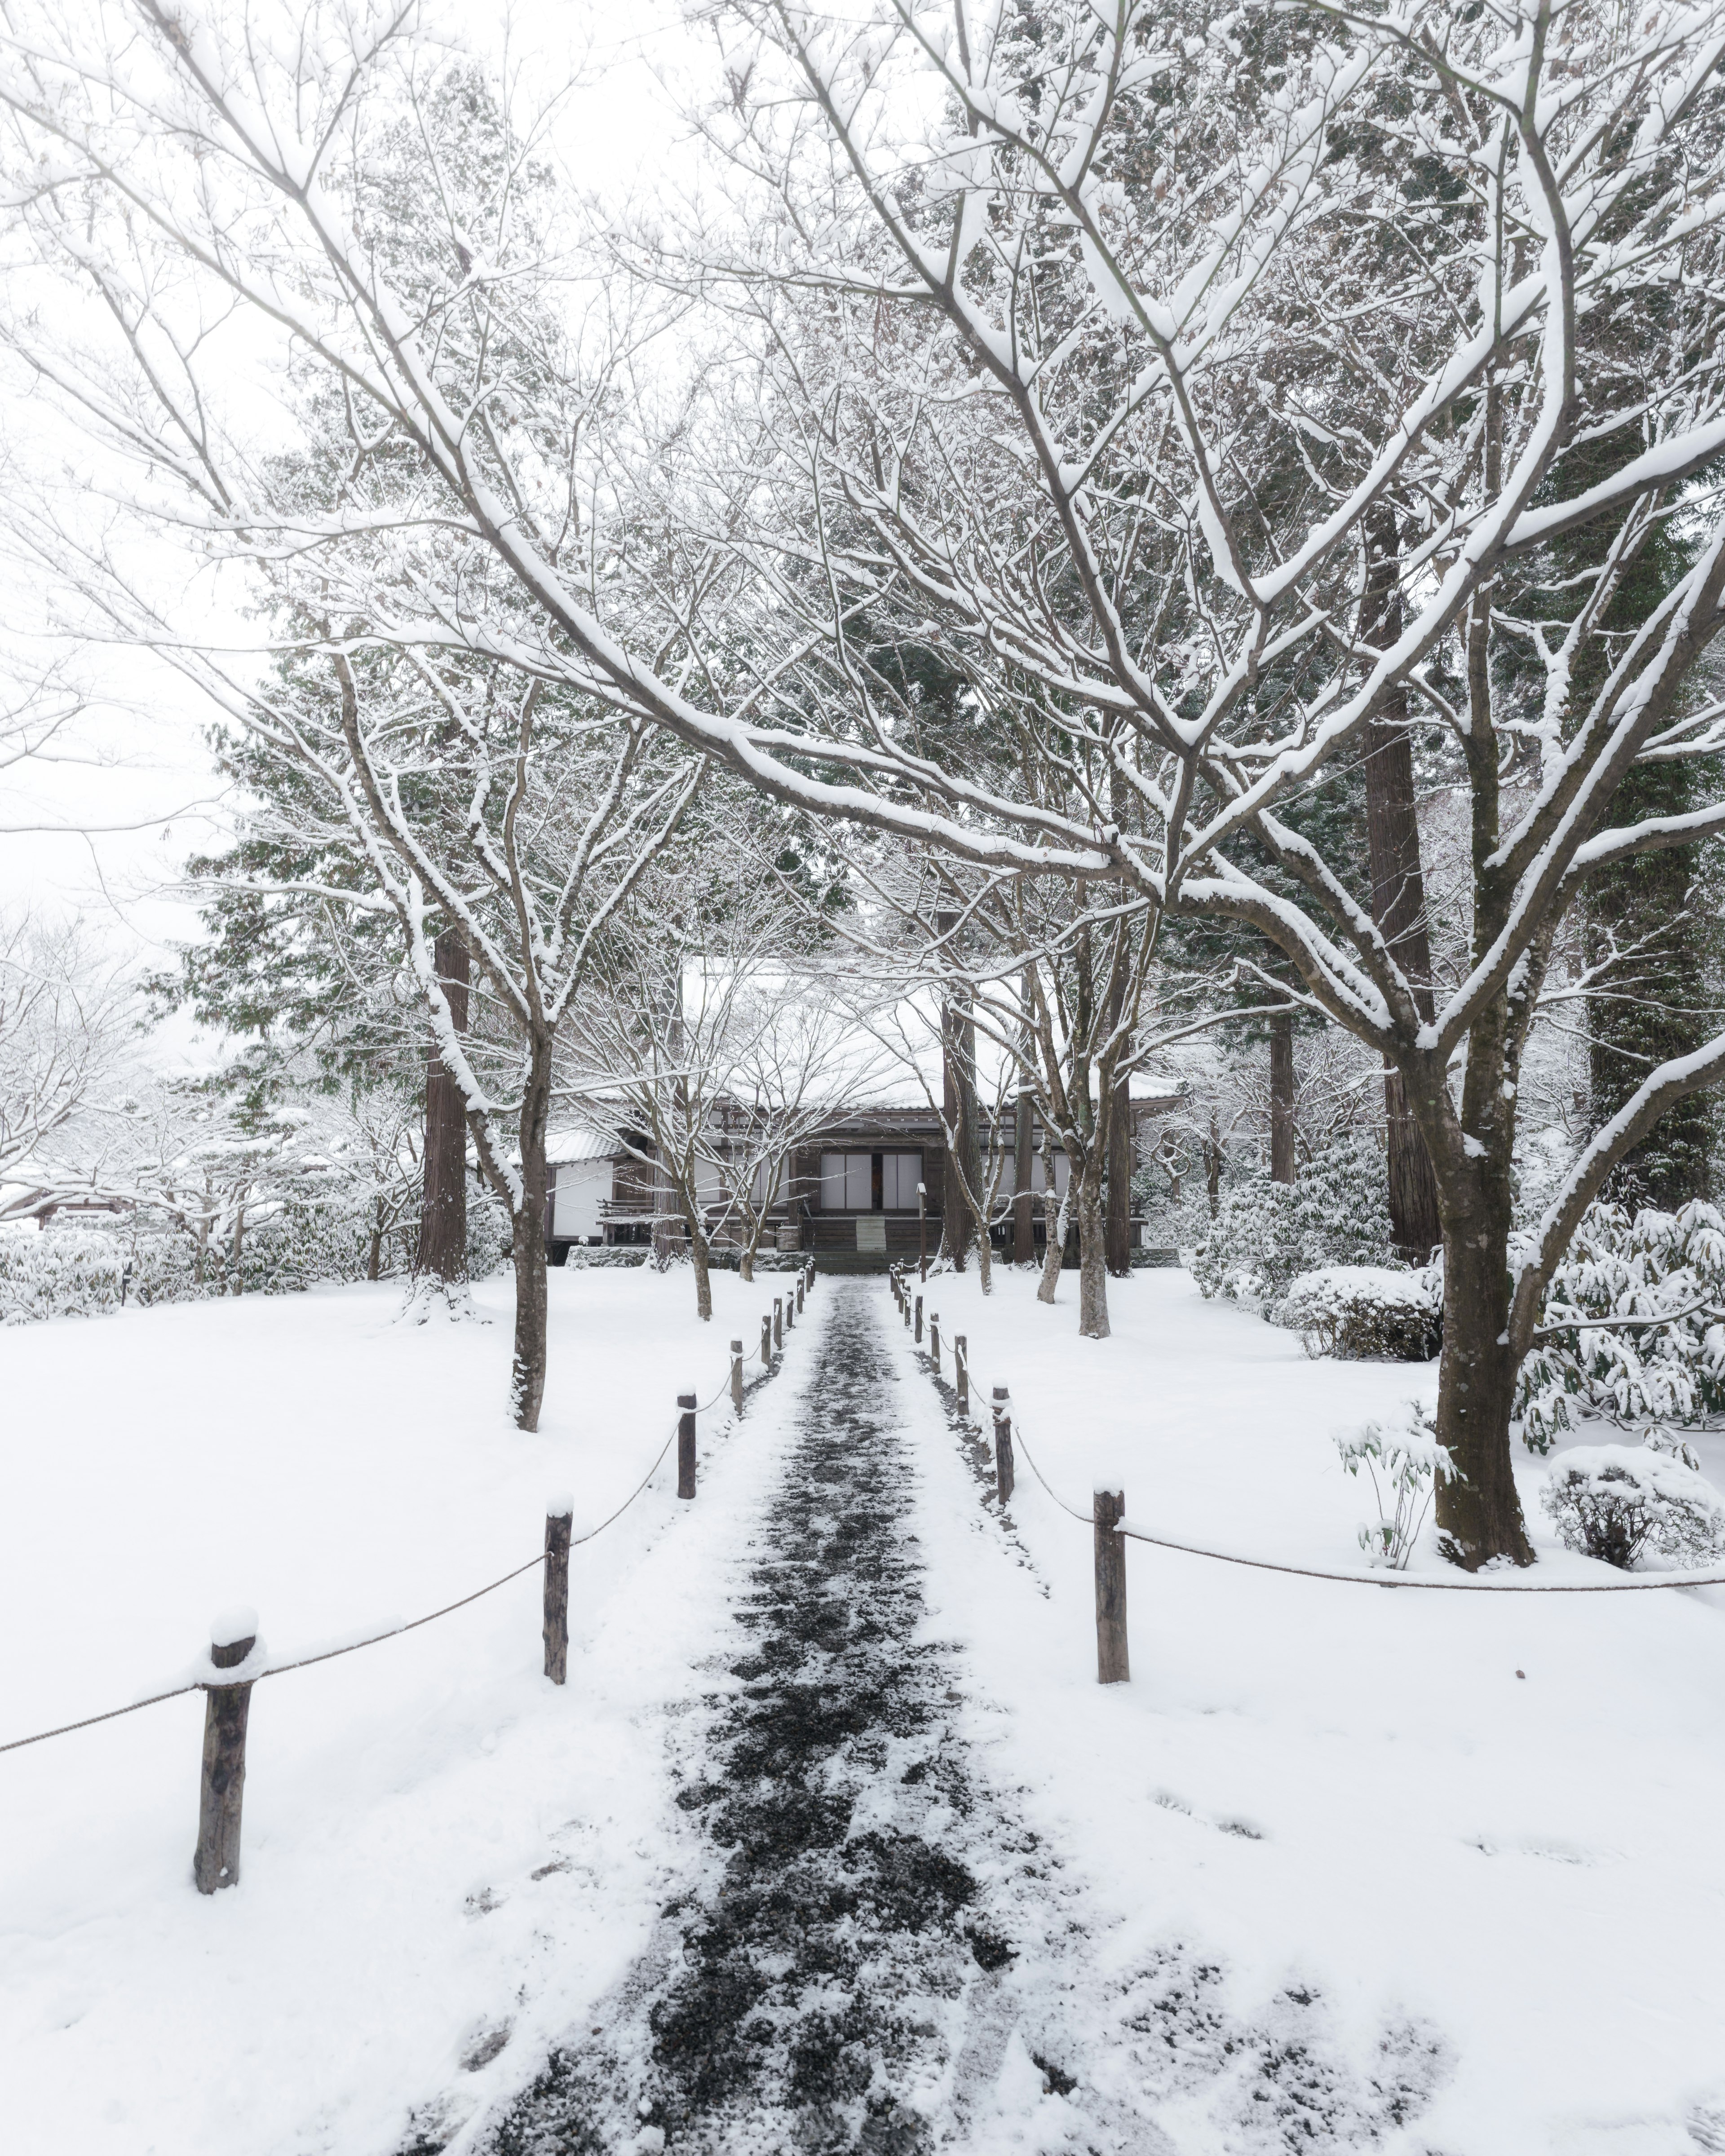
[
  {"xmin": 898, "ymin": 1267, "xmax": 1725, "ymax": 2153},
  {"xmin": 4, "ymin": 1264, "xmax": 1724, "ymax": 2152},
  {"xmin": 0, "ymin": 1267, "xmax": 820, "ymax": 2156}
]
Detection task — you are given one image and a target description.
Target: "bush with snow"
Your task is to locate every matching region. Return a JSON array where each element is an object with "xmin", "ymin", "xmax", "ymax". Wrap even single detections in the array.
[
  {"xmin": 1190, "ymin": 1130, "xmax": 1397, "ymax": 1311},
  {"xmin": 0, "ymin": 1223, "xmax": 127, "ymax": 1324},
  {"xmin": 1335, "ymin": 1401, "xmax": 1454, "ymax": 1568},
  {"xmin": 1281, "ymin": 1266, "xmax": 1440, "ymax": 1362},
  {"xmin": 1516, "ymin": 1200, "xmax": 1725, "ymax": 1453},
  {"xmin": 1539, "ymin": 1441, "xmax": 1725, "ymax": 1570}
]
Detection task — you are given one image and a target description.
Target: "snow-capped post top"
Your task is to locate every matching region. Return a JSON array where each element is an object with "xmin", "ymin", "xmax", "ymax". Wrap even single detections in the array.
[
  {"xmin": 545, "ymin": 1490, "xmax": 574, "ymax": 1521},
  {"xmin": 209, "ymin": 1605, "xmax": 258, "ymax": 1652},
  {"xmin": 1094, "ymin": 1483, "xmax": 1123, "ymax": 1502}
]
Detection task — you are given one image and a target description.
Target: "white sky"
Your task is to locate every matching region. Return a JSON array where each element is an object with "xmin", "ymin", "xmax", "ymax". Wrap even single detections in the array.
[{"xmin": 0, "ymin": 0, "xmax": 701, "ymax": 1022}]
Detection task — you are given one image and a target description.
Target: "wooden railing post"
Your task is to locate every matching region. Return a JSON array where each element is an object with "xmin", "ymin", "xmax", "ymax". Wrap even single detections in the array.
[
  {"xmin": 194, "ymin": 1610, "xmax": 258, "ymax": 1894},
  {"xmin": 773, "ymin": 1297, "xmax": 784, "ymax": 1351},
  {"xmin": 991, "ymin": 1386, "xmax": 1014, "ymax": 1503},
  {"xmin": 730, "ymin": 1339, "xmax": 744, "ymax": 1413},
  {"xmin": 677, "ymin": 1391, "xmax": 697, "ymax": 1500},
  {"xmin": 915, "ymin": 1293, "xmax": 923, "ymax": 1344},
  {"xmin": 796, "ymin": 1273, "xmax": 805, "ymax": 1314},
  {"xmin": 761, "ymin": 1313, "xmax": 772, "ymax": 1366},
  {"xmin": 955, "ymin": 1335, "xmax": 969, "ymax": 1416},
  {"xmin": 929, "ymin": 1312, "xmax": 940, "ymax": 1367},
  {"xmin": 784, "ymin": 1287, "xmax": 795, "ymax": 1332},
  {"xmin": 1093, "ymin": 1487, "xmax": 1129, "ymax": 1683},
  {"xmin": 544, "ymin": 1500, "xmax": 572, "ymax": 1683}
]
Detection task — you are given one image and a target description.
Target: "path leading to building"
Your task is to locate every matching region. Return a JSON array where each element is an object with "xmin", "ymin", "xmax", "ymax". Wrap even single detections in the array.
[
  {"xmin": 476, "ymin": 1279, "xmax": 1127, "ymax": 2153},
  {"xmin": 471, "ymin": 1279, "xmax": 1449, "ymax": 2156}
]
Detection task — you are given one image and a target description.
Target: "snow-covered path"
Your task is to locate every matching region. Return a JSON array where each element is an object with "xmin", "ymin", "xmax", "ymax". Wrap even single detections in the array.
[
  {"xmin": 9, "ymin": 1267, "xmax": 1725, "ymax": 2151},
  {"xmin": 481, "ymin": 1278, "xmax": 1117, "ymax": 2154}
]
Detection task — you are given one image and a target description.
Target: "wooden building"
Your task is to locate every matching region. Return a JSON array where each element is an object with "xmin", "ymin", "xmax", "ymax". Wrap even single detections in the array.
[{"xmin": 545, "ymin": 1083, "xmax": 1180, "ymax": 1269}]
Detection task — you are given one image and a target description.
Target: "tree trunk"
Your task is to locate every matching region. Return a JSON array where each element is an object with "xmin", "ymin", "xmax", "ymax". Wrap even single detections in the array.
[
  {"xmin": 1013, "ymin": 1090, "xmax": 1035, "ymax": 1264},
  {"xmin": 510, "ymin": 1050, "xmax": 552, "ymax": 1432},
  {"xmin": 1384, "ymin": 1069, "xmax": 1442, "ymax": 1264},
  {"xmin": 1074, "ymin": 1159, "xmax": 1110, "ymax": 1339},
  {"xmin": 1037, "ymin": 1181, "xmax": 1066, "ymax": 1303},
  {"xmin": 1587, "ymin": 759, "xmax": 1717, "ymax": 1210},
  {"xmin": 1431, "ymin": 1174, "xmax": 1535, "ymax": 1569},
  {"xmin": 740, "ymin": 1244, "xmax": 755, "ymax": 1284},
  {"xmin": 1105, "ymin": 1082, "xmax": 1132, "ymax": 1276},
  {"xmin": 1269, "ymin": 1012, "xmax": 1296, "ymax": 1184},
  {"xmin": 938, "ymin": 910, "xmax": 980, "ymax": 1269},
  {"xmin": 366, "ymin": 1212, "xmax": 383, "ymax": 1281},
  {"xmin": 689, "ymin": 1217, "xmax": 713, "ymax": 1321},
  {"xmin": 416, "ymin": 927, "xmax": 471, "ymax": 1286},
  {"xmin": 1205, "ymin": 1115, "xmax": 1223, "ymax": 1216},
  {"xmin": 1362, "ymin": 512, "xmax": 1443, "ymax": 1264},
  {"xmin": 231, "ymin": 1203, "xmax": 244, "ymax": 1295}
]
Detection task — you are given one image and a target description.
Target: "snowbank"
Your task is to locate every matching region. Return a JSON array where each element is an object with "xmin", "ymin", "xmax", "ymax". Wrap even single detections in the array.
[
  {"xmin": 0, "ymin": 1267, "xmax": 818, "ymax": 2156},
  {"xmin": 896, "ymin": 1266, "xmax": 1725, "ymax": 2151}
]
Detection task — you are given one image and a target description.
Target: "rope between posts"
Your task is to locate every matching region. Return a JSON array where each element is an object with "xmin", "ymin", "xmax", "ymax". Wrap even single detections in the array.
[
  {"xmin": 0, "ymin": 1289, "xmax": 815, "ymax": 1759},
  {"xmin": 922, "ymin": 1337, "xmax": 1725, "ymax": 1595}
]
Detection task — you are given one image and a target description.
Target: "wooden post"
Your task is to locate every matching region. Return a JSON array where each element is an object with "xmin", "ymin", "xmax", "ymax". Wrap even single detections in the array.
[
  {"xmin": 544, "ymin": 1501, "xmax": 572, "ymax": 1683},
  {"xmin": 730, "ymin": 1339, "xmax": 744, "ymax": 1412},
  {"xmin": 955, "ymin": 1335, "xmax": 969, "ymax": 1416},
  {"xmin": 796, "ymin": 1274, "xmax": 805, "ymax": 1314},
  {"xmin": 193, "ymin": 1610, "xmax": 258, "ymax": 1895},
  {"xmin": 1093, "ymin": 1487, "xmax": 1129, "ymax": 1683},
  {"xmin": 677, "ymin": 1391, "xmax": 697, "ymax": 1500},
  {"xmin": 784, "ymin": 1289, "xmax": 794, "ymax": 1332},
  {"xmin": 992, "ymin": 1386, "xmax": 1014, "ymax": 1503},
  {"xmin": 773, "ymin": 1297, "xmax": 783, "ymax": 1351},
  {"xmin": 914, "ymin": 1294, "xmax": 923, "ymax": 1344},
  {"xmin": 929, "ymin": 1312, "xmax": 940, "ymax": 1367},
  {"xmin": 762, "ymin": 1313, "xmax": 772, "ymax": 1365},
  {"xmin": 903, "ymin": 1284, "xmax": 911, "ymax": 1328},
  {"xmin": 918, "ymin": 1181, "xmax": 927, "ymax": 1283}
]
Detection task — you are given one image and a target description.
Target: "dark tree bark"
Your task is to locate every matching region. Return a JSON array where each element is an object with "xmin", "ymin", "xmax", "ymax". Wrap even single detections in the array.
[
  {"xmin": 509, "ymin": 1035, "xmax": 553, "ymax": 1431},
  {"xmin": 416, "ymin": 926, "xmax": 470, "ymax": 1286},
  {"xmin": 1104, "ymin": 770, "xmax": 1134, "ymax": 1273},
  {"xmin": 937, "ymin": 910, "xmax": 980, "ymax": 1269},
  {"xmin": 1362, "ymin": 511, "xmax": 1443, "ymax": 1264},
  {"xmin": 1013, "ymin": 1088, "xmax": 1035, "ymax": 1263},
  {"xmin": 1429, "ymin": 1151, "xmax": 1535, "ymax": 1568},
  {"xmin": 1587, "ymin": 760, "xmax": 1717, "ymax": 1210},
  {"xmin": 1269, "ymin": 1011, "xmax": 1296, "ymax": 1184}
]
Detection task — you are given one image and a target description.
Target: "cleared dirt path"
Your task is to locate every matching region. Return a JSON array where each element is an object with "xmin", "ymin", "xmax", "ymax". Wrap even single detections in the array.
[{"xmin": 481, "ymin": 1278, "xmax": 1100, "ymax": 2155}]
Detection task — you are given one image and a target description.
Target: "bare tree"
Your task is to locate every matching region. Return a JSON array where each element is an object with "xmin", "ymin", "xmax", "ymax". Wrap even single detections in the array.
[
  {"xmin": 0, "ymin": 912, "xmax": 130, "ymax": 1208},
  {"xmin": 12, "ymin": 3, "xmax": 1725, "ymax": 1564}
]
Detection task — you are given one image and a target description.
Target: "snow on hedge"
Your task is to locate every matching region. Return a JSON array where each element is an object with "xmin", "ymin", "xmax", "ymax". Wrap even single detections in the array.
[
  {"xmin": 1516, "ymin": 1199, "xmax": 1725, "ymax": 1451},
  {"xmin": 1539, "ymin": 1440, "xmax": 1725, "ymax": 1570},
  {"xmin": 1281, "ymin": 1266, "xmax": 1440, "ymax": 1363}
]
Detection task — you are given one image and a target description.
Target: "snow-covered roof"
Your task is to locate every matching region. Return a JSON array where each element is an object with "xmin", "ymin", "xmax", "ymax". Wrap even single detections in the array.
[{"xmin": 545, "ymin": 1125, "xmax": 628, "ymax": 1167}]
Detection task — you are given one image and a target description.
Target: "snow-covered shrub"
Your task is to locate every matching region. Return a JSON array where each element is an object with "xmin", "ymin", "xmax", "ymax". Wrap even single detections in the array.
[
  {"xmin": 1190, "ymin": 1130, "xmax": 1396, "ymax": 1310},
  {"xmin": 561, "ymin": 1245, "xmax": 650, "ymax": 1269},
  {"xmin": 0, "ymin": 1224, "xmax": 127, "ymax": 1324},
  {"xmin": 1516, "ymin": 1200, "xmax": 1725, "ymax": 1453},
  {"xmin": 1539, "ymin": 1442, "xmax": 1725, "ymax": 1570},
  {"xmin": 1335, "ymin": 1401, "xmax": 1454, "ymax": 1568},
  {"xmin": 1281, "ymin": 1266, "xmax": 1440, "ymax": 1361}
]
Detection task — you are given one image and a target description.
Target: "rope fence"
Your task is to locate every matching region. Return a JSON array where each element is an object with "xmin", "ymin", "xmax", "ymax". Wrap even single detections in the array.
[
  {"xmin": 1, "ymin": 1260, "xmax": 821, "ymax": 1894},
  {"xmin": 886, "ymin": 1262, "xmax": 1725, "ymax": 1688}
]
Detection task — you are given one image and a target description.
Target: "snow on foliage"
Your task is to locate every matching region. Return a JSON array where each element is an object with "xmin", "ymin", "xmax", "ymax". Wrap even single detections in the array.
[
  {"xmin": 1539, "ymin": 1442, "xmax": 1725, "ymax": 1571},
  {"xmin": 1190, "ymin": 1131, "xmax": 1396, "ymax": 1311},
  {"xmin": 1281, "ymin": 1266, "xmax": 1440, "ymax": 1363},
  {"xmin": 1516, "ymin": 1201, "xmax": 1725, "ymax": 1452},
  {"xmin": 1334, "ymin": 1401, "xmax": 1455, "ymax": 1569},
  {"xmin": 0, "ymin": 1222, "xmax": 125, "ymax": 1323}
]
